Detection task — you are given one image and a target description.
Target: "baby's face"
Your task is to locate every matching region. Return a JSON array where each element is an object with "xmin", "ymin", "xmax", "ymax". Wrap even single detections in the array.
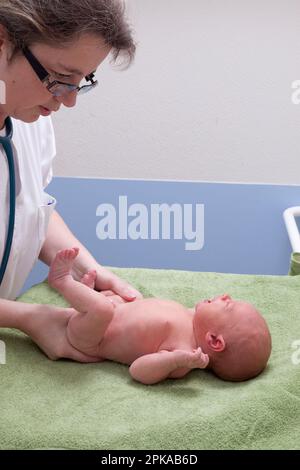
[{"xmin": 194, "ymin": 294, "xmax": 256, "ymax": 329}]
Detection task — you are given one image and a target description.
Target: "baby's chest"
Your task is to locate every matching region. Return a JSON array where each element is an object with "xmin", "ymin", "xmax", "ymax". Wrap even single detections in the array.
[
  {"xmin": 104, "ymin": 302, "xmax": 193, "ymax": 357},
  {"xmin": 101, "ymin": 307, "xmax": 169, "ymax": 357},
  {"xmin": 159, "ymin": 323, "xmax": 194, "ymax": 352}
]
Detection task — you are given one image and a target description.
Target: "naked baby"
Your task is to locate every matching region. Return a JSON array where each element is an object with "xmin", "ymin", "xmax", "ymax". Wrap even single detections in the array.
[{"xmin": 48, "ymin": 247, "xmax": 272, "ymax": 384}]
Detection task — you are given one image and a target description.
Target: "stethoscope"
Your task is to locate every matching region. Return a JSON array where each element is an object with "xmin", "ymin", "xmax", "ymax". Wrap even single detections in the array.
[{"xmin": 0, "ymin": 117, "xmax": 15, "ymax": 286}]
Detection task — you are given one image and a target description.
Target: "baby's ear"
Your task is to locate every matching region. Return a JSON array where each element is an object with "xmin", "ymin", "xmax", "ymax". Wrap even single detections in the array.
[{"xmin": 205, "ymin": 332, "xmax": 226, "ymax": 352}]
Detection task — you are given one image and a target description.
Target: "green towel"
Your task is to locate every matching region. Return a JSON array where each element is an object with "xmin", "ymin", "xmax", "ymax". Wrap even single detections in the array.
[
  {"xmin": 289, "ymin": 252, "xmax": 300, "ymax": 276},
  {"xmin": 1, "ymin": 267, "xmax": 300, "ymax": 450}
]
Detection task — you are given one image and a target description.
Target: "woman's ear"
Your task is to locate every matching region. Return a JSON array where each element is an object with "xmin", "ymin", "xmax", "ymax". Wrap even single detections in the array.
[
  {"xmin": 0, "ymin": 24, "xmax": 8, "ymax": 43},
  {"xmin": 0, "ymin": 25, "xmax": 12, "ymax": 59},
  {"xmin": 205, "ymin": 331, "xmax": 226, "ymax": 352}
]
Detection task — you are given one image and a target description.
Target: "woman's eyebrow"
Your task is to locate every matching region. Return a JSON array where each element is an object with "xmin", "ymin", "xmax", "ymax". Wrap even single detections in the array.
[{"xmin": 56, "ymin": 63, "xmax": 97, "ymax": 77}]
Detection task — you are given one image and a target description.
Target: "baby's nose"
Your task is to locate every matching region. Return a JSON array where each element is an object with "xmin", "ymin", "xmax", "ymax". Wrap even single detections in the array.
[{"xmin": 220, "ymin": 294, "xmax": 231, "ymax": 301}]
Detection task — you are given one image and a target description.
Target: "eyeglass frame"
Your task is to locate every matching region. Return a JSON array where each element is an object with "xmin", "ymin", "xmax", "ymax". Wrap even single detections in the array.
[{"xmin": 22, "ymin": 46, "xmax": 98, "ymax": 97}]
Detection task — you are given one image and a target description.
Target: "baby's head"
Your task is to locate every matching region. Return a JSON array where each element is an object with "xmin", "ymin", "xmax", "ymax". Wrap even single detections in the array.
[{"xmin": 193, "ymin": 294, "xmax": 271, "ymax": 381}]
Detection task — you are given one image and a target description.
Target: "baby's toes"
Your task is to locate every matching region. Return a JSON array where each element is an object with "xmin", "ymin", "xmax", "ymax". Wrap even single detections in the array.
[{"xmin": 81, "ymin": 270, "xmax": 97, "ymax": 289}]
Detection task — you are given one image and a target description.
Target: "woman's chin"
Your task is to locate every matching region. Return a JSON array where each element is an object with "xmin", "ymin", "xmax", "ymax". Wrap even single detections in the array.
[{"xmin": 13, "ymin": 109, "xmax": 42, "ymax": 123}]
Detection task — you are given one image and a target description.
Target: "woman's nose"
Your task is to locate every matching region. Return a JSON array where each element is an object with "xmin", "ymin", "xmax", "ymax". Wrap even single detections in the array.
[{"xmin": 56, "ymin": 90, "xmax": 78, "ymax": 108}]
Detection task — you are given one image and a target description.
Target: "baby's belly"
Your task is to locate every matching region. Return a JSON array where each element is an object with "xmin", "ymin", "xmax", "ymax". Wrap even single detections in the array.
[{"xmin": 98, "ymin": 299, "xmax": 177, "ymax": 364}]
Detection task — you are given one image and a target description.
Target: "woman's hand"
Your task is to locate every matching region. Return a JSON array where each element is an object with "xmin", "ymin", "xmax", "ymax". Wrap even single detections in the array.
[
  {"xmin": 23, "ymin": 303, "xmax": 102, "ymax": 362},
  {"xmin": 98, "ymin": 290, "xmax": 127, "ymax": 306},
  {"xmin": 79, "ymin": 267, "xmax": 142, "ymax": 306},
  {"xmin": 93, "ymin": 265, "xmax": 143, "ymax": 302}
]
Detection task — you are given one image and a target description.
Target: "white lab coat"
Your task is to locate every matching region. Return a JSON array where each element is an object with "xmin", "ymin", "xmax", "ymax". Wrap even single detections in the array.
[{"xmin": 0, "ymin": 116, "xmax": 57, "ymax": 300}]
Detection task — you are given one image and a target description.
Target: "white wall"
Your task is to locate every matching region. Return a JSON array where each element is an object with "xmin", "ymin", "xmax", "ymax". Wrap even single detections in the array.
[{"xmin": 52, "ymin": 0, "xmax": 300, "ymax": 184}]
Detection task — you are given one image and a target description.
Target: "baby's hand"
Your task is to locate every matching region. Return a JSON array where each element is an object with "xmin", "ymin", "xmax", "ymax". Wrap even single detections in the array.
[{"xmin": 176, "ymin": 347, "xmax": 209, "ymax": 369}]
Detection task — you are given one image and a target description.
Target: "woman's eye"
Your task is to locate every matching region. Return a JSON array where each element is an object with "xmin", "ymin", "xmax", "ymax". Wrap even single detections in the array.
[{"xmin": 54, "ymin": 72, "xmax": 72, "ymax": 80}]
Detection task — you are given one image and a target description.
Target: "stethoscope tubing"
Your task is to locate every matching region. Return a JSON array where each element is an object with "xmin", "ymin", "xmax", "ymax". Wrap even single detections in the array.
[{"xmin": 0, "ymin": 117, "xmax": 15, "ymax": 286}]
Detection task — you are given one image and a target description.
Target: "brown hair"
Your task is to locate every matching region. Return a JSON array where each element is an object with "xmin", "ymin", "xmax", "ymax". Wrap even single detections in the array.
[{"xmin": 0, "ymin": 0, "xmax": 136, "ymax": 67}]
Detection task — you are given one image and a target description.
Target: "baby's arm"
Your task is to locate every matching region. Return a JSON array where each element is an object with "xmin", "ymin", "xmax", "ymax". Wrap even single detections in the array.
[{"xmin": 129, "ymin": 348, "xmax": 209, "ymax": 385}]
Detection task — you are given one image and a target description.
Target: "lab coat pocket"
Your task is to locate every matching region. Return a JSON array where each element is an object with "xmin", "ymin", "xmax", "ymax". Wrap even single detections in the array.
[{"xmin": 38, "ymin": 192, "xmax": 57, "ymax": 245}]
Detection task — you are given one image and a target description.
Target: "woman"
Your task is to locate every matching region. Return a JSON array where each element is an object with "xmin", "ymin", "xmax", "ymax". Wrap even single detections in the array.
[{"xmin": 0, "ymin": 0, "xmax": 142, "ymax": 362}]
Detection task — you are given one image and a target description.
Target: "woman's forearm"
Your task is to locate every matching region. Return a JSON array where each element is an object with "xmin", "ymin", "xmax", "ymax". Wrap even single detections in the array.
[
  {"xmin": 39, "ymin": 209, "xmax": 99, "ymax": 280},
  {"xmin": 0, "ymin": 299, "xmax": 104, "ymax": 362},
  {"xmin": 0, "ymin": 298, "xmax": 39, "ymax": 330}
]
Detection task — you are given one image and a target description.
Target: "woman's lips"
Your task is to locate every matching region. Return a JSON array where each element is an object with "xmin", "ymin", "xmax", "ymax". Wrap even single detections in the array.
[{"xmin": 39, "ymin": 106, "xmax": 52, "ymax": 116}]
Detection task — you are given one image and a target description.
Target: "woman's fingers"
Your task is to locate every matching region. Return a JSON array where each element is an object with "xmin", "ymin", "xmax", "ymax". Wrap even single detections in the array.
[
  {"xmin": 93, "ymin": 266, "xmax": 143, "ymax": 301},
  {"xmin": 107, "ymin": 279, "xmax": 142, "ymax": 301}
]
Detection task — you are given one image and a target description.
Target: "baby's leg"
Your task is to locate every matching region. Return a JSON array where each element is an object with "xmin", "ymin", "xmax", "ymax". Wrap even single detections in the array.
[
  {"xmin": 48, "ymin": 247, "xmax": 100, "ymax": 312},
  {"xmin": 48, "ymin": 248, "xmax": 114, "ymax": 353},
  {"xmin": 81, "ymin": 270, "xmax": 97, "ymax": 289}
]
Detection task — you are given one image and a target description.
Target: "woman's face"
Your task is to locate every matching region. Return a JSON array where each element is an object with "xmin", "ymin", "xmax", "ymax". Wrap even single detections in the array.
[{"xmin": 0, "ymin": 31, "xmax": 111, "ymax": 124}]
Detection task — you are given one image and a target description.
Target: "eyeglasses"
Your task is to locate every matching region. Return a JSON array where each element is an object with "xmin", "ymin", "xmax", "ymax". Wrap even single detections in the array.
[{"xmin": 22, "ymin": 46, "xmax": 98, "ymax": 97}]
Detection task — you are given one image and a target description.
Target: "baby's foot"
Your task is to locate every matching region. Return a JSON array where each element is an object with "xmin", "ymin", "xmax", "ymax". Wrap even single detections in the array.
[
  {"xmin": 81, "ymin": 270, "xmax": 97, "ymax": 289},
  {"xmin": 48, "ymin": 247, "xmax": 80, "ymax": 290}
]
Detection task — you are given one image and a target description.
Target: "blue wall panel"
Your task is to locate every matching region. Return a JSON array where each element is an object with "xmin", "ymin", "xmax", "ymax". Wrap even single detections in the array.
[{"xmin": 23, "ymin": 178, "xmax": 300, "ymax": 293}]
